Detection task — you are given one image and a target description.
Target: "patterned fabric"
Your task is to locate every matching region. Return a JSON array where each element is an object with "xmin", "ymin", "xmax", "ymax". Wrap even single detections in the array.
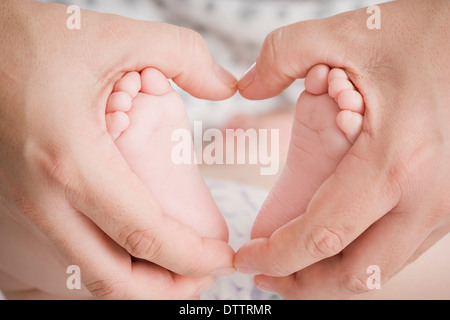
[{"xmin": 203, "ymin": 179, "xmax": 276, "ymax": 300}]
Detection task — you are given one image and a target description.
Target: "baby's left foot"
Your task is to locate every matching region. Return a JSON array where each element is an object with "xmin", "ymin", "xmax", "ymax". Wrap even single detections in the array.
[{"xmin": 105, "ymin": 68, "xmax": 228, "ymax": 241}]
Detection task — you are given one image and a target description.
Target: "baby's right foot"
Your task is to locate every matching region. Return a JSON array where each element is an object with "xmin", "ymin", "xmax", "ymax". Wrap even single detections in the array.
[{"xmin": 252, "ymin": 64, "xmax": 365, "ymax": 238}]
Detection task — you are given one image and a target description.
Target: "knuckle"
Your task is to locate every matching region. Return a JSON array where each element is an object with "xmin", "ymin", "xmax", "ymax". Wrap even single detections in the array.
[
  {"xmin": 263, "ymin": 22, "xmax": 319, "ymax": 80},
  {"xmin": 174, "ymin": 26, "xmax": 210, "ymax": 87},
  {"xmin": 387, "ymin": 141, "xmax": 444, "ymax": 199},
  {"xmin": 23, "ymin": 140, "xmax": 82, "ymax": 206},
  {"xmin": 85, "ymin": 278, "xmax": 128, "ymax": 300},
  {"xmin": 264, "ymin": 26, "xmax": 288, "ymax": 74},
  {"xmin": 306, "ymin": 226, "xmax": 345, "ymax": 260},
  {"xmin": 267, "ymin": 257, "xmax": 294, "ymax": 277},
  {"xmin": 179, "ymin": 27, "xmax": 207, "ymax": 61},
  {"xmin": 46, "ymin": 156, "xmax": 78, "ymax": 190},
  {"xmin": 121, "ymin": 227, "xmax": 163, "ymax": 261},
  {"xmin": 25, "ymin": 140, "xmax": 78, "ymax": 188}
]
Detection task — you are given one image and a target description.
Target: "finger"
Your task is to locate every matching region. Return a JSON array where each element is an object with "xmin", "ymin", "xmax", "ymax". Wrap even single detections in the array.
[
  {"xmin": 67, "ymin": 137, "xmax": 235, "ymax": 278},
  {"xmin": 130, "ymin": 262, "xmax": 215, "ymax": 300},
  {"xmin": 235, "ymin": 133, "xmax": 401, "ymax": 277},
  {"xmin": 255, "ymin": 205, "xmax": 442, "ymax": 300},
  {"xmin": 238, "ymin": 10, "xmax": 366, "ymax": 100},
  {"xmin": 43, "ymin": 202, "xmax": 215, "ymax": 299},
  {"xmin": 98, "ymin": 16, "xmax": 237, "ymax": 100}
]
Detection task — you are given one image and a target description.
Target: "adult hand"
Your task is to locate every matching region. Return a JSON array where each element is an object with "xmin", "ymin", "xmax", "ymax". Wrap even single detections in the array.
[
  {"xmin": 235, "ymin": 0, "xmax": 450, "ymax": 299},
  {"xmin": 0, "ymin": 0, "xmax": 236, "ymax": 299}
]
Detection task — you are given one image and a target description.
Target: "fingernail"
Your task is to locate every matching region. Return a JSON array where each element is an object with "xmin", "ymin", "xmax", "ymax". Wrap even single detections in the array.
[
  {"xmin": 214, "ymin": 63, "xmax": 238, "ymax": 88},
  {"xmin": 212, "ymin": 267, "xmax": 236, "ymax": 277},
  {"xmin": 236, "ymin": 266, "xmax": 260, "ymax": 275},
  {"xmin": 256, "ymin": 281, "xmax": 275, "ymax": 293},
  {"xmin": 195, "ymin": 276, "xmax": 215, "ymax": 296},
  {"xmin": 238, "ymin": 62, "xmax": 256, "ymax": 90}
]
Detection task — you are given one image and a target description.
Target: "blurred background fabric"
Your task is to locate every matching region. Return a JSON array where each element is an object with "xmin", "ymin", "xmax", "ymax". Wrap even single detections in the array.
[{"xmin": 202, "ymin": 178, "xmax": 276, "ymax": 300}]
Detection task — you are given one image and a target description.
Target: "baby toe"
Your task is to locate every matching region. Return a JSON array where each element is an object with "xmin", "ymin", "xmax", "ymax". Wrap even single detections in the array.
[
  {"xmin": 106, "ymin": 111, "xmax": 130, "ymax": 141},
  {"xmin": 328, "ymin": 68, "xmax": 349, "ymax": 85},
  {"xmin": 106, "ymin": 92, "xmax": 132, "ymax": 113},
  {"xmin": 328, "ymin": 78, "xmax": 354, "ymax": 100},
  {"xmin": 305, "ymin": 64, "xmax": 330, "ymax": 95},
  {"xmin": 337, "ymin": 110, "xmax": 363, "ymax": 144},
  {"xmin": 141, "ymin": 68, "xmax": 172, "ymax": 96},
  {"xmin": 114, "ymin": 72, "xmax": 141, "ymax": 98},
  {"xmin": 337, "ymin": 89, "xmax": 365, "ymax": 114}
]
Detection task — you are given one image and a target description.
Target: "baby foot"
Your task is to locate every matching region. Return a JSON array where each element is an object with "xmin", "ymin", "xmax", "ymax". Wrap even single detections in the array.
[
  {"xmin": 106, "ymin": 68, "xmax": 228, "ymax": 241},
  {"xmin": 252, "ymin": 64, "xmax": 364, "ymax": 238}
]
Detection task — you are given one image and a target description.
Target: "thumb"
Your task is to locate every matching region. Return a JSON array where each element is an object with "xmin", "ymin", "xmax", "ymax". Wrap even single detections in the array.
[
  {"xmin": 238, "ymin": 9, "xmax": 368, "ymax": 100},
  {"xmin": 235, "ymin": 134, "xmax": 401, "ymax": 276},
  {"xmin": 91, "ymin": 14, "xmax": 238, "ymax": 100}
]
